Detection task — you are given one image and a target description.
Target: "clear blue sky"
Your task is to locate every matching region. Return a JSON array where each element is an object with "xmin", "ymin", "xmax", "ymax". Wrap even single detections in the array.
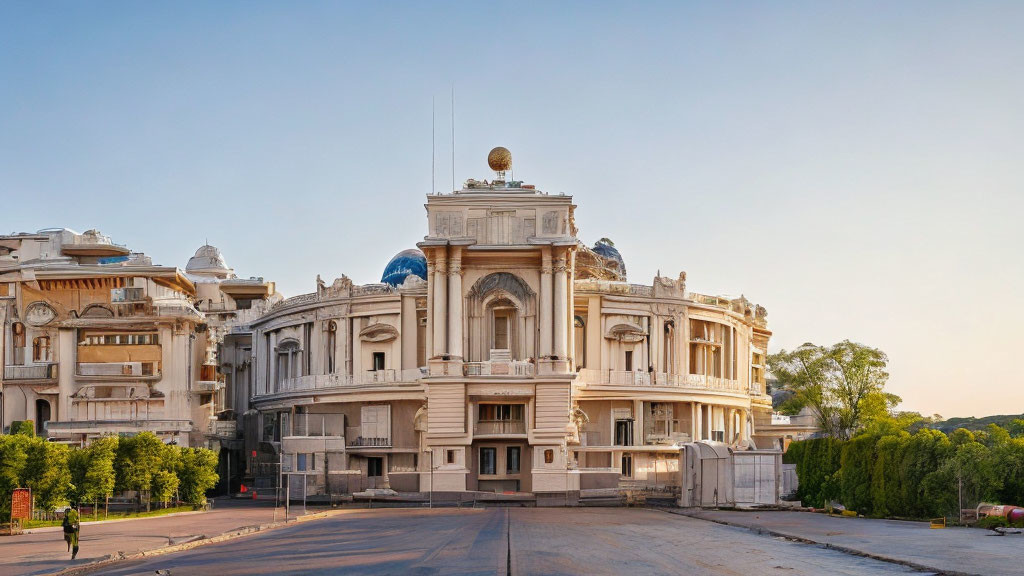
[{"xmin": 2, "ymin": 2, "xmax": 1022, "ymax": 418}]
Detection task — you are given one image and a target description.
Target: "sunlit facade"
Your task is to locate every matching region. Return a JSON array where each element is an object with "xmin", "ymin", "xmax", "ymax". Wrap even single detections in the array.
[{"xmin": 249, "ymin": 149, "xmax": 777, "ymax": 500}]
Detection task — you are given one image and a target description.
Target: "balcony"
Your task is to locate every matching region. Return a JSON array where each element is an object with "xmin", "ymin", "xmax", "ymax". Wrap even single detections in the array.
[
  {"xmin": 194, "ymin": 380, "xmax": 221, "ymax": 393},
  {"xmin": 4, "ymin": 363, "xmax": 58, "ymax": 381},
  {"xmin": 207, "ymin": 420, "xmax": 237, "ymax": 438},
  {"xmin": 474, "ymin": 419, "xmax": 527, "ymax": 436},
  {"xmin": 60, "ymin": 231, "xmax": 130, "ymax": 257},
  {"xmin": 290, "ymin": 413, "xmax": 345, "ymax": 437},
  {"xmin": 463, "ymin": 360, "xmax": 535, "ymax": 377},
  {"xmin": 266, "ymin": 369, "xmax": 424, "ymax": 397},
  {"xmin": 348, "ymin": 436, "xmax": 392, "ymax": 448},
  {"xmin": 76, "ymin": 362, "xmax": 160, "ymax": 380},
  {"xmin": 46, "ymin": 419, "xmax": 191, "ymax": 436},
  {"xmin": 576, "ymin": 369, "xmax": 747, "ymax": 394}
]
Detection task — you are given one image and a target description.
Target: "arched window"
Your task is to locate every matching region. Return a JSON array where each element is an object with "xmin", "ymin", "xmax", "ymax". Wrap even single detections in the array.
[
  {"xmin": 573, "ymin": 315, "xmax": 586, "ymax": 370},
  {"xmin": 662, "ymin": 320, "xmax": 674, "ymax": 374},
  {"xmin": 35, "ymin": 399, "xmax": 51, "ymax": 435},
  {"xmin": 32, "ymin": 336, "xmax": 51, "ymax": 363},
  {"xmin": 276, "ymin": 339, "xmax": 302, "ymax": 388},
  {"xmin": 466, "ymin": 272, "xmax": 537, "ymax": 362},
  {"xmin": 12, "ymin": 322, "xmax": 25, "ymax": 363},
  {"xmin": 326, "ymin": 321, "xmax": 337, "ymax": 375}
]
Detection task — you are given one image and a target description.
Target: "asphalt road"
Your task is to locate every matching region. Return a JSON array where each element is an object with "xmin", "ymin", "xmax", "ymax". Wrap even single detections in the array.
[{"xmin": 88, "ymin": 507, "xmax": 922, "ymax": 576}]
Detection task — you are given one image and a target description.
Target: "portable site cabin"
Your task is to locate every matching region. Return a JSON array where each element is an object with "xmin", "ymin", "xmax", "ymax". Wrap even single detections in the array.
[{"xmin": 679, "ymin": 441, "xmax": 782, "ymax": 508}]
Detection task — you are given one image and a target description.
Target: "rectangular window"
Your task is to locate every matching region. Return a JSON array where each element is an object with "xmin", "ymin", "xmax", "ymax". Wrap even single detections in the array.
[
  {"xmin": 478, "ymin": 404, "xmax": 524, "ymax": 421},
  {"xmin": 615, "ymin": 420, "xmax": 634, "ymax": 446},
  {"xmin": 506, "ymin": 447, "xmax": 521, "ymax": 474},
  {"xmin": 625, "ymin": 350, "xmax": 633, "ymax": 372},
  {"xmin": 650, "ymin": 403, "xmax": 674, "ymax": 437},
  {"xmin": 372, "ymin": 352, "xmax": 385, "ymax": 371},
  {"xmin": 367, "ymin": 457, "xmax": 383, "ymax": 477},
  {"xmin": 446, "ymin": 449, "xmax": 456, "ymax": 465},
  {"xmin": 711, "ymin": 430, "xmax": 725, "ymax": 442},
  {"xmin": 621, "ymin": 453, "xmax": 633, "ymax": 477},
  {"xmin": 32, "ymin": 336, "xmax": 51, "ymax": 362},
  {"xmin": 262, "ymin": 412, "xmax": 278, "ymax": 442},
  {"xmin": 296, "ymin": 453, "xmax": 315, "ymax": 471},
  {"xmin": 480, "ymin": 447, "xmax": 497, "ymax": 475},
  {"xmin": 360, "ymin": 405, "xmax": 391, "ymax": 444}
]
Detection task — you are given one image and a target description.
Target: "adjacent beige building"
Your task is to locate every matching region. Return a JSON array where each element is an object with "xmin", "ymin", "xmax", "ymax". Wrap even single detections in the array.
[
  {"xmin": 249, "ymin": 148, "xmax": 778, "ymax": 501},
  {"xmin": 0, "ymin": 229, "xmax": 208, "ymax": 445}
]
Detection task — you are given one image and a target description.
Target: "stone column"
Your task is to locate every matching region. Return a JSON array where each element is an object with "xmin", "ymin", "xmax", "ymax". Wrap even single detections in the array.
[
  {"xmin": 268, "ymin": 331, "xmax": 277, "ymax": 393},
  {"xmin": 433, "ymin": 248, "xmax": 447, "ymax": 357},
  {"xmin": 691, "ymin": 402, "xmax": 699, "ymax": 441},
  {"xmin": 634, "ymin": 399, "xmax": 643, "ymax": 446},
  {"xmin": 553, "ymin": 250, "xmax": 568, "ymax": 359},
  {"xmin": 448, "ymin": 247, "xmax": 463, "ymax": 359},
  {"xmin": 425, "ymin": 259, "xmax": 434, "ymax": 361},
  {"xmin": 539, "ymin": 247, "xmax": 553, "ymax": 357}
]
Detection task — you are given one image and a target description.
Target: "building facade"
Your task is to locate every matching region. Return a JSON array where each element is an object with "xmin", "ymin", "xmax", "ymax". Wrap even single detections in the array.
[
  {"xmin": 0, "ymin": 229, "xmax": 209, "ymax": 445},
  {"xmin": 249, "ymin": 148, "xmax": 777, "ymax": 500}
]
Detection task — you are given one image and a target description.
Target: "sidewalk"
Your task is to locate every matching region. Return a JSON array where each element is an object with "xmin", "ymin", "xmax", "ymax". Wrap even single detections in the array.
[
  {"xmin": 0, "ymin": 499, "xmax": 302, "ymax": 576},
  {"xmin": 23, "ymin": 510, "xmax": 206, "ymax": 534},
  {"xmin": 671, "ymin": 508, "xmax": 1021, "ymax": 576}
]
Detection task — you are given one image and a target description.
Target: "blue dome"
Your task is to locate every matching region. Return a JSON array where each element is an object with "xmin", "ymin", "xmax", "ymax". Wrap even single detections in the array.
[
  {"xmin": 592, "ymin": 240, "xmax": 626, "ymax": 279},
  {"xmin": 381, "ymin": 249, "xmax": 428, "ymax": 286}
]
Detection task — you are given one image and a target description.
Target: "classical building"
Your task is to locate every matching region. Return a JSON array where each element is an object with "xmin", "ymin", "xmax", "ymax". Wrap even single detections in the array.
[
  {"xmin": 0, "ymin": 229, "xmax": 209, "ymax": 445},
  {"xmin": 249, "ymin": 148, "xmax": 777, "ymax": 501},
  {"xmin": 186, "ymin": 244, "xmax": 280, "ymax": 489}
]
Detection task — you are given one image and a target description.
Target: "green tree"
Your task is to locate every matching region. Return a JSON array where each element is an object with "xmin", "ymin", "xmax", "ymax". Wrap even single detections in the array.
[
  {"xmin": 151, "ymin": 443, "xmax": 182, "ymax": 506},
  {"xmin": 990, "ymin": 438, "xmax": 1024, "ymax": 507},
  {"xmin": 71, "ymin": 436, "xmax": 118, "ymax": 505},
  {"xmin": 768, "ymin": 340, "xmax": 890, "ymax": 439},
  {"xmin": 22, "ymin": 438, "xmax": 72, "ymax": 512},
  {"xmin": 982, "ymin": 424, "xmax": 1010, "ymax": 448},
  {"xmin": 0, "ymin": 434, "xmax": 30, "ymax": 516},
  {"xmin": 924, "ymin": 439, "xmax": 998, "ymax": 517},
  {"xmin": 115, "ymin": 432, "xmax": 164, "ymax": 498},
  {"xmin": 11, "ymin": 420, "xmax": 35, "ymax": 436},
  {"xmin": 177, "ymin": 448, "xmax": 219, "ymax": 506},
  {"xmin": 1008, "ymin": 419, "xmax": 1024, "ymax": 438}
]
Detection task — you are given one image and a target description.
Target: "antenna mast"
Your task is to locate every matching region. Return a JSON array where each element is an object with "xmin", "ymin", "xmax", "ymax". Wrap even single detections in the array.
[
  {"xmin": 454, "ymin": 83, "xmax": 458, "ymax": 191},
  {"xmin": 431, "ymin": 97, "xmax": 435, "ymax": 195}
]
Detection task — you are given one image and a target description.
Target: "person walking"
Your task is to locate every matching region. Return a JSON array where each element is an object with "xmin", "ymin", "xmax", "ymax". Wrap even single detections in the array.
[{"xmin": 62, "ymin": 505, "xmax": 80, "ymax": 560}]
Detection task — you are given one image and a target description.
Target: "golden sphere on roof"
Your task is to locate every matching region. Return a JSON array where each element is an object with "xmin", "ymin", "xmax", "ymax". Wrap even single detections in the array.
[{"xmin": 487, "ymin": 147, "xmax": 512, "ymax": 172}]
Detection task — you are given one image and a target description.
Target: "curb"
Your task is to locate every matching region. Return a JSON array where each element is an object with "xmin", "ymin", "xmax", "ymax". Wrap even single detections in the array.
[
  {"xmin": 44, "ymin": 509, "xmax": 355, "ymax": 576},
  {"xmin": 659, "ymin": 508, "xmax": 976, "ymax": 576}
]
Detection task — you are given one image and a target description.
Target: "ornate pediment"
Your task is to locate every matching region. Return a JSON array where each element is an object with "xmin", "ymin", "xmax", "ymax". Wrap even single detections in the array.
[
  {"xmin": 25, "ymin": 301, "xmax": 57, "ymax": 326},
  {"xmin": 359, "ymin": 323, "xmax": 399, "ymax": 343},
  {"xmin": 604, "ymin": 322, "xmax": 646, "ymax": 343}
]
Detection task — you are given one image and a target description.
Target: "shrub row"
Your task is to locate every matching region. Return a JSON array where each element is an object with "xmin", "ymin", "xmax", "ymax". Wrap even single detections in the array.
[
  {"xmin": 0, "ymin": 430, "xmax": 218, "ymax": 516},
  {"xmin": 785, "ymin": 424, "xmax": 1024, "ymax": 519}
]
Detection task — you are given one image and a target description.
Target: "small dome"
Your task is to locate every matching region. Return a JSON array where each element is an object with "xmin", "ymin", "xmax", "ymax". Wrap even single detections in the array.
[
  {"xmin": 592, "ymin": 239, "xmax": 626, "ymax": 279},
  {"xmin": 381, "ymin": 249, "xmax": 427, "ymax": 287},
  {"xmin": 488, "ymin": 147, "xmax": 512, "ymax": 172},
  {"xmin": 186, "ymin": 244, "xmax": 233, "ymax": 278}
]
